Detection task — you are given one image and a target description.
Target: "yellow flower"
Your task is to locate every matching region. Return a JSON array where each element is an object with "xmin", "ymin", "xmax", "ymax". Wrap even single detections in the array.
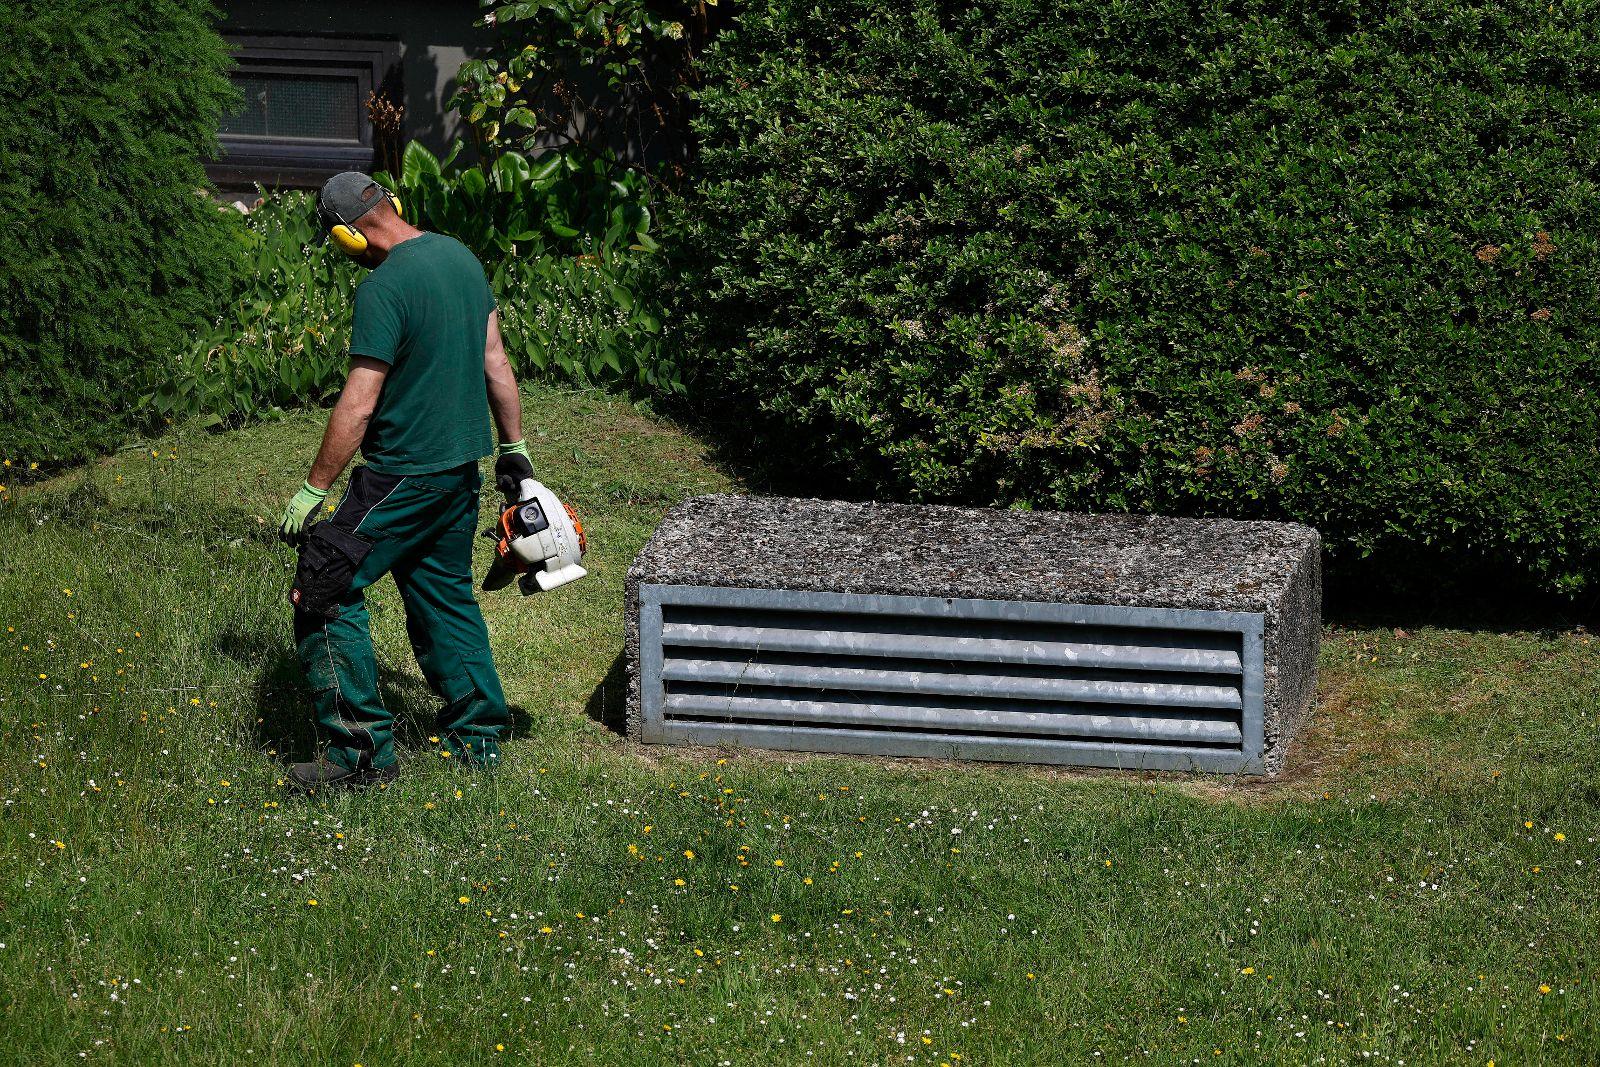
[
  {"xmin": 1241, "ymin": 967, "xmax": 1256, "ymax": 975},
  {"xmin": 307, "ymin": 899, "xmax": 318, "ymax": 906},
  {"xmin": 458, "ymin": 896, "xmax": 471, "ymax": 904},
  {"xmin": 1554, "ymin": 832, "xmax": 1566, "ymax": 841},
  {"xmin": 674, "ymin": 878, "xmax": 685, "ymax": 887},
  {"xmin": 684, "ymin": 849, "xmax": 695, "ymax": 860},
  {"xmin": 1539, "ymin": 984, "xmax": 1552, "ymax": 994},
  {"xmin": 1525, "ymin": 820, "xmax": 1534, "ymax": 829},
  {"xmin": 539, "ymin": 926, "xmax": 552, "ymax": 934},
  {"xmin": 771, "ymin": 913, "xmax": 781, "ymax": 922}
]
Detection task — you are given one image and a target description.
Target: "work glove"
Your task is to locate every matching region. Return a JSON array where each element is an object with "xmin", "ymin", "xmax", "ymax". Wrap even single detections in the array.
[
  {"xmin": 498, "ymin": 438, "xmax": 532, "ymax": 462},
  {"xmin": 278, "ymin": 481, "xmax": 329, "ymax": 545}
]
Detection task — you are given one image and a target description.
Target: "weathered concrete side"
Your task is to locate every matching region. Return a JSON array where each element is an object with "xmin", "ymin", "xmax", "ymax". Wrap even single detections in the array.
[{"xmin": 624, "ymin": 495, "xmax": 1322, "ymax": 774}]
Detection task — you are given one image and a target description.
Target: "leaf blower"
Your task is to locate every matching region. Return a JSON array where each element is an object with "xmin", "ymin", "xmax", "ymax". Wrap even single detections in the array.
[{"xmin": 481, "ymin": 453, "xmax": 588, "ymax": 594}]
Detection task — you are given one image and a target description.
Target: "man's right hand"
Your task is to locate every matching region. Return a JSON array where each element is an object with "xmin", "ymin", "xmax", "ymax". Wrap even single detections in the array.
[
  {"xmin": 278, "ymin": 481, "xmax": 330, "ymax": 545},
  {"xmin": 498, "ymin": 439, "xmax": 532, "ymax": 462}
]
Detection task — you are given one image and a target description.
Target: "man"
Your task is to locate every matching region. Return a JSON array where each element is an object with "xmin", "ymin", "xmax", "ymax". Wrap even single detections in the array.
[{"xmin": 277, "ymin": 171, "xmax": 530, "ymax": 791}]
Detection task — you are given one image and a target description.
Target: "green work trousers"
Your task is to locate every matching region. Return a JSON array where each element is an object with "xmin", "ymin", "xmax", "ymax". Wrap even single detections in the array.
[{"xmin": 292, "ymin": 461, "xmax": 509, "ymax": 770}]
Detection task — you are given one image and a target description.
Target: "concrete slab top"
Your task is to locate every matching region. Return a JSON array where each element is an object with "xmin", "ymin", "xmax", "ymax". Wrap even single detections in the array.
[{"xmin": 630, "ymin": 494, "xmax": 1321, "ymax": 614}]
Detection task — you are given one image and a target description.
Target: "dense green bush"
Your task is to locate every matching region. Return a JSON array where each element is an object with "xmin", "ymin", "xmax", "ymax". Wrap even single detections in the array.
[
  {"xmin": 0, "ymin": 0, "xmax": 237, "ymax": 468},
  {"xmin": 158, "ymin": 146, "xmax": 674, "ymax": 424},
  {"xmin": 665, "ymin": 0, "xmax": 1600, "ymax": 593},
  {"xmin": 151, "ymin": 194, "xmax": 359, "ymax": 423}
]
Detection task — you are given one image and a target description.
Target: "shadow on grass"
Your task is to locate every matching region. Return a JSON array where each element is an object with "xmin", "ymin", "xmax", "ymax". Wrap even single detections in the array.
[
  {"xmin": 584, "ymin": 652, "xmax": 628, "ymax": 735},
  {"xmin": 1324, "ymin": 553, "xmax": 1597, "ymax": 635},
  {"xmin": 215, "ymin": 624, "xmax": 533, "ymax": 764}
]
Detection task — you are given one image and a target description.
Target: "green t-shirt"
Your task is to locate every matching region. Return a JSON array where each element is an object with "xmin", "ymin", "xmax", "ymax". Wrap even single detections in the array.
[{"xmin": 348, "ymin": 232, "xmax": 496, "ymax": 475}]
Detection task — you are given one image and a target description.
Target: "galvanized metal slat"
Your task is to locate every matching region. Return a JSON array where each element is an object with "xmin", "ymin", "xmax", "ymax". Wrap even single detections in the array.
[
  {"xmin": 664, "ymin": 692, "xmax": 1243, "ymax": 744},
  {"xmin": 638, "ymin": 583, "xmax": 1269, "ymax": 774},
  {"xmin": 660, "ymin": 657, "xmax": 1243, "ymax": 710},
  {"xmin": 659, "ymin": 621, "xmax": 1243, "ymax": 675},
  {"xmin": 660, "ymin": 720, "xmax": 1258, "ymax": 773}
]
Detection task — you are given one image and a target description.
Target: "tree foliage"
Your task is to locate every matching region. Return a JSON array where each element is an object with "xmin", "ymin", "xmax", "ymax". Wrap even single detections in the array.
[{"xmin": 0, "ymin": 0, "xmax": 238, "ymax": 468}]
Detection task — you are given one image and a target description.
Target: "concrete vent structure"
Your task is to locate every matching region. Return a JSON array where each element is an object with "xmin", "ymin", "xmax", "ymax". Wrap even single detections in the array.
[{"xmin": 626, "ymin": 497, "xmax": 1321, "ymax": 776}]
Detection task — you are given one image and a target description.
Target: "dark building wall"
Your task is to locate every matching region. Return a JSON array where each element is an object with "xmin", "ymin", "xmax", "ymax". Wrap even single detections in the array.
[
  {"xmin": 210, "ymin": 0, "xmax": 711, "ymax": 200},
  {"xmin": 213, "ymin": 0, "xmax": 490, "ymax": 195}
]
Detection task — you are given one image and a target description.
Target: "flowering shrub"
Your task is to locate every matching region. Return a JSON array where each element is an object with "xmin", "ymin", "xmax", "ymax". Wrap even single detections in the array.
[{"xmin": 665, "ymin": 0, "xmax": 1600, "ymax": 593}]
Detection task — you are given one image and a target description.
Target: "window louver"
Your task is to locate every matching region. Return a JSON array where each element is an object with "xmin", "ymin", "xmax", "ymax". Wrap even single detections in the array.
[{"xmin": 638, "ymin": 585, "xmax": 1266, "ymax": 773}]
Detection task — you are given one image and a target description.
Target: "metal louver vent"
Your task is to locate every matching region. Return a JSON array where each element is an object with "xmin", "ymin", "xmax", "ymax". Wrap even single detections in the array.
[{"xmin": 638, "ymin": 585, "xmax": 1265, "ymax": 773}]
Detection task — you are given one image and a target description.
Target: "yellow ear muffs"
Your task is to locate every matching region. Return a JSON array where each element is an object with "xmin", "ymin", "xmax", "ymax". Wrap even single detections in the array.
[
  {"xmin": 330, "ymin": 223, "xmax": 368, "ymax": 256},
  {"xmin": 390, "ymin": 194, "xmax": 403, "ymax": 220}
]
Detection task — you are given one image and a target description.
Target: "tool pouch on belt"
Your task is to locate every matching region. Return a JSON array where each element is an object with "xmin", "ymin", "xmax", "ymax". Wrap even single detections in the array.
[{"xmin": 290, "ymin": 521, "xmax": 372, "ymax": 618}]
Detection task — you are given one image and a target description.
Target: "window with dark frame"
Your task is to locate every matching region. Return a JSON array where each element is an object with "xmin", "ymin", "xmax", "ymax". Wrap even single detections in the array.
[{"xmin": 209, "ymin": 34, "xmax": 400, "ymax": 190}]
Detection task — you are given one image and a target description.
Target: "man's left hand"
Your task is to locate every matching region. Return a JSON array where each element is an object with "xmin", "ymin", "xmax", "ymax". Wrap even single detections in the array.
[{"xmin": 279, "ymin": 481, "xmax": 330, "ymax": 545}]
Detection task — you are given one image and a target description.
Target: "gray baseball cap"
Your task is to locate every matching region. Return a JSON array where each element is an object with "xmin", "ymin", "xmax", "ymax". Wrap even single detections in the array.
[{"xmin": 315, "ymin": 171, "xmax": 387, "ymax": 232}]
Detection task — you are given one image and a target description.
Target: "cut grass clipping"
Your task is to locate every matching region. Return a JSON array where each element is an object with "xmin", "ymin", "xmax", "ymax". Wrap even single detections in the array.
[{"xmin": 1, "ymin": 384, "xmax": 1597, "ymax": 1064}]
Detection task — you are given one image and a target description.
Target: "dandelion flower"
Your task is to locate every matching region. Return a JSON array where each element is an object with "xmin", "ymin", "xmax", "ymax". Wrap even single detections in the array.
[{"xmin": 459, "ymin": 896, "xmax": 471, "ymax": 904}]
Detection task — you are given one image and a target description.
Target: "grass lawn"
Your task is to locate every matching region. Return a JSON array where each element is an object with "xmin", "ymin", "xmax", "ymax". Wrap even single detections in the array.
[{"xmin": 1, "ymin": 383, "xmax": 1596, "ymax": 1065}]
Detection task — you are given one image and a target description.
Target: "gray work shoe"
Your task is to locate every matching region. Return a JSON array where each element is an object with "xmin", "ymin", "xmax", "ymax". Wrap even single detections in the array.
[{"xmin": 287, "ymin": 759, "xmax": 399, "ymax": 793}]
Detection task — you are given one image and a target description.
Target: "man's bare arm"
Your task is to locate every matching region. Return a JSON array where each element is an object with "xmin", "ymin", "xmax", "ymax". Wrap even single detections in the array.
[
  {"xmin": 484, "ymin": 311, "xmax": 524, "ymax": 445},
  {"xmin": 307, "ymin": 357, "xmax": 389, "ymax": 490}
]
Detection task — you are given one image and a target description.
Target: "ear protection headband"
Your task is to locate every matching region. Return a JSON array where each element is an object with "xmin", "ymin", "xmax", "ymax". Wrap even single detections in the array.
[{"xmin": 319, "ymin": 183, "xmax": 404, "ymax": 257}]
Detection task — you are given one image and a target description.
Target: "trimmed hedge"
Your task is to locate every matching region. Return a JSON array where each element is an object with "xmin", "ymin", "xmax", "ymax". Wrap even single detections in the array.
[
  {"xmin": 665, "ymin": 0, "xmax": 1600, "ymax": 593},
  {"xmin": 0, "ymin": 0, "xmax": 237, "ymax": 468}
]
